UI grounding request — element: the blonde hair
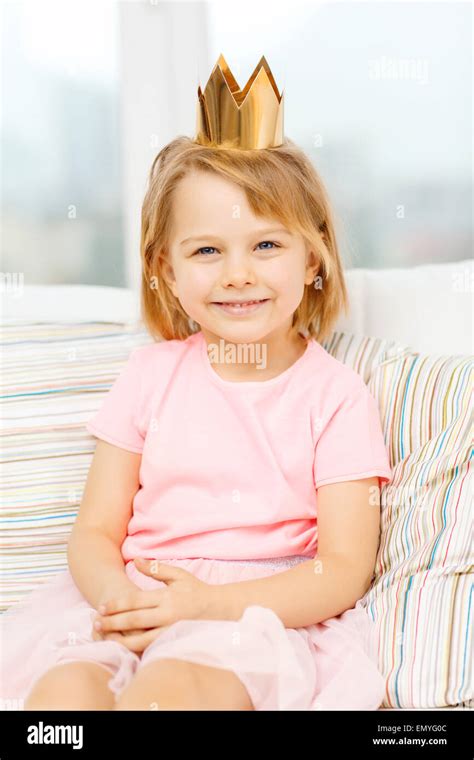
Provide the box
[140,136,349,342]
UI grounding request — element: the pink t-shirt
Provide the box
[86,330,392,561]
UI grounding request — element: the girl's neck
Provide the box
[200,328,309,383]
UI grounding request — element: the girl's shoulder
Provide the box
[131,332,200,368]
[129,333,201,396]
[304,339,368,397]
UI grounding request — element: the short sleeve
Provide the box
[313,380,392,489]
[86,349,145,454]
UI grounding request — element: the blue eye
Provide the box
[194,247,217,256]
[256,241,279,250]
[192,241,279,256]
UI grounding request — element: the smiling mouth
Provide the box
[210,298,270,314]
[212,299,269,306]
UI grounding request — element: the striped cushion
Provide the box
[0,322,154,610]
[360,349,473,708]
[321,330,413,383]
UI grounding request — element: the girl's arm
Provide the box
[67,439,142,609]
[205,477,382,629]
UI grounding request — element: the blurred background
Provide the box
[1,0,472,290]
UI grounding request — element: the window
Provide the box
[207,0,471,268]
[2,0,124,285]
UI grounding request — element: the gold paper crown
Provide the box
[195,54,284,150]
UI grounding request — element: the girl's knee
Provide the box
[25,661,115,711]
[114,657,254,711]
[114,658,199,710]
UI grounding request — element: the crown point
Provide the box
[195,53,284,149]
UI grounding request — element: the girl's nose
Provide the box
[220,255,256,288]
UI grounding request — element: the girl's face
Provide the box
[164,169,318,345]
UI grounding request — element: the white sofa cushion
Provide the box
[336,258,473,355]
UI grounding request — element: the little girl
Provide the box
[0,59,392,712]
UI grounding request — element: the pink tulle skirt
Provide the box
[0,555,385,710]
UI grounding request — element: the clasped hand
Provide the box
[91,557,217,654]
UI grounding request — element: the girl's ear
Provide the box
[304,246,320,285]
[160,258,179,298]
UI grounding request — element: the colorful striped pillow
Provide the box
[361,348,473,709]
[321,330,413,383]
[0,322,154,611]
